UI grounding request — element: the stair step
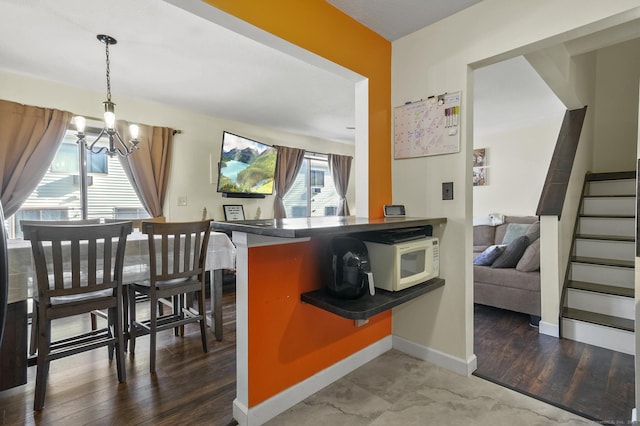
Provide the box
[586,171,636,181]
[584,194,635,198]
[574,238,634,261]
[580,214,635,219]
[565,287,634,320]
[578,216,635,238]
[587,178,635,196]
[576,233,635,242]
[570,262,634,288]
[561,316,635,355]
[572,256,634,268]
[582,196,634,216]
[562,307,634,332]
[567,280,634,297]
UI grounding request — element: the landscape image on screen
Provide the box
[217,132,278,195]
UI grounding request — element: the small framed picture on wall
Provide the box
[473,148,486,167]
[223,204,245,221]
[473,167,487,186]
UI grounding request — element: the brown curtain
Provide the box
[328,153,352,216]
[273,145,305,219]
[117,122,173,218]
[0,100,72,217]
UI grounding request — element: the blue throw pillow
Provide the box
[474,245,505,266]
[501,223,531,245]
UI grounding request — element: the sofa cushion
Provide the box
[473,265,540,292]
[495,216,538,244]
[516,238,540,272]
[474,245,505,266]
[525,221,540,244]
[491,235,529,268]
[502,223,531,245]
[473,225,496,247]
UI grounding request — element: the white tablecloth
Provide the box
[7,231,236,304]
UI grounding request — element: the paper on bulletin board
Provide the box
[393,91,461,159]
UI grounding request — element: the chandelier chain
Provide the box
[105,41,111,102]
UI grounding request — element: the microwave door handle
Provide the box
[365,272,375,296]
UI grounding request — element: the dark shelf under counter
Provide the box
[301,278,445,320]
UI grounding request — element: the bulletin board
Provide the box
[393,91,461,159]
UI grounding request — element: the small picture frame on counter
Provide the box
[223,204,245,221]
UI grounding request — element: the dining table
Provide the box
[7,229,236,341]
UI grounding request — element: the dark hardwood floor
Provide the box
[0,291,238,426]
[3,294,634,425]
[474,303,635,425]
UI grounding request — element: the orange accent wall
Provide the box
[248,241,391,406]
[203,0,392,218]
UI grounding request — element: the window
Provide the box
[282,154,340,218]
[8,127,149,238]
[50,143,107,174]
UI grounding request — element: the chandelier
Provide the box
[74,34,140,157]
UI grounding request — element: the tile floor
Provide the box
[267,350,595,425]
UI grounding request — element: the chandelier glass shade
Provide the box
[74,34,139,157]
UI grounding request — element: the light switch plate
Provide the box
[442,182,454,200]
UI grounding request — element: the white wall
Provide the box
[473,119,563,218]
[0,70,356,222]
[593,38,640,173]
[392,0,640,366]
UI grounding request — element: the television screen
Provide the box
[217,132,278,196]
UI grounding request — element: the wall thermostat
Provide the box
[383,204,406,217]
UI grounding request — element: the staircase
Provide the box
[560,171,635,355]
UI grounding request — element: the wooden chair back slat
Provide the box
[103,236,112,285]
[51,241,64,291]
[71,240,81,289]
[87,239,97,287]
[142,220,211,283]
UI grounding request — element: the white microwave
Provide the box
[364,237,439,291]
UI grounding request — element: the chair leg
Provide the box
[113,304,126,383]
[122,287,129,353]
[33,316,51,411]
[91,311,98,330]
[107,307,115,360]
[173,295,180,337]
[129,286,137,355]
[29,305,38,356]
[179,294,185,337]
[198,288,208,353]
[150,295,157,373]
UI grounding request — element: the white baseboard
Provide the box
[233,336,392,426]
[392,335,477,376]
[539,321,559,338]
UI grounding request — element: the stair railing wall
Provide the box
[536,106,588,337]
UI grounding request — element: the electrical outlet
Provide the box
[442,182,454,200]
[178,195,188,206]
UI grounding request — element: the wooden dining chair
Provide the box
[129,220,210,373]
[20,219,106,356]
[21,221,132,411]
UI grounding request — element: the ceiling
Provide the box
[0,0,492,146]
[0,0,355,143]
[327,0,482,41]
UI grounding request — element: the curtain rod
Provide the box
[72,115,182,135]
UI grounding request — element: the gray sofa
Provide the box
[473,215,541,320]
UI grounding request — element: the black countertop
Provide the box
[211,216,446,238]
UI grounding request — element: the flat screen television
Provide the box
[217,131,278,198]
